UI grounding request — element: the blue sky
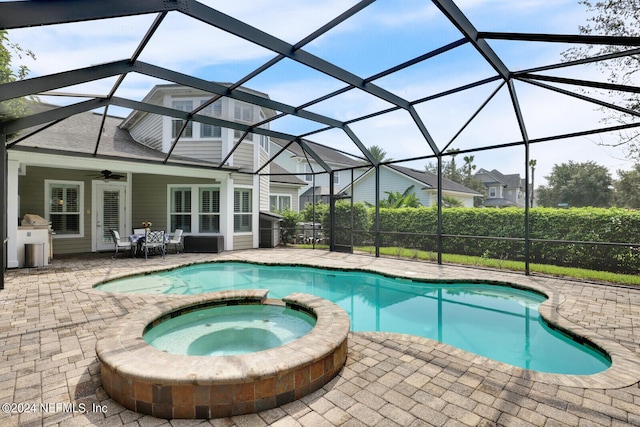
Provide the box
[5,0,638,184]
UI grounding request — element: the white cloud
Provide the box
[202,0,362,44]
[5,0,636,183]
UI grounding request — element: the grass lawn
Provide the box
[294,244,640,286]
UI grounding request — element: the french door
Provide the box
[95,182,127,251]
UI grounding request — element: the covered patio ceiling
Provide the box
[1,0,639,178]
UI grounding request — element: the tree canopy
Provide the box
[0,30,36,122]
[537,161,614,207]
[368,145,392,163]
[366,185,421,209]
[562,0,640,158]
[425,151,485,206]
[614,164,640,208]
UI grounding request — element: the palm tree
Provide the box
[366,185,421,208]
[463,155,476,182]
[529,159,537,207]
[368,145,391,163]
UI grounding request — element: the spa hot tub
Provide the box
[96,290,350,419]
[144,303,316,356]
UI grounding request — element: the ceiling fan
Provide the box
[92,170,125,181]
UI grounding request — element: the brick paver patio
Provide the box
[1,248,640,426]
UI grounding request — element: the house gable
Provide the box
[474,168,524,207]
[343,165,479,207]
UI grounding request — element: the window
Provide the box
[234,103,253,122]
[200,100,222,138]
[169,186,222,233]
[234,189,252,232]
[259,134,269,153]
[305,164,313,182]
[489,186,497,198]
[233,129,253,141]
[46,181,83,236]
[257,111,268,152]
[270,195,291,212]
[172,100,193,138]
[170,187,192,232]
[333,171,340,184]
[199,188,220,233]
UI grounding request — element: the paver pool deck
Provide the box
[1,248,640,426]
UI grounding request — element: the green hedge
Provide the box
[311,203,640,274]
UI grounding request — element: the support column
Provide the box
[1,132,5,289]
[329,171,335,252]
[437,156,443,264]
[374,164,380,258]
[6,159,19,269]
[222,177,234,251]
[252,174,259,249]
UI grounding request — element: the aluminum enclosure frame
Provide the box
[2,0,640,289]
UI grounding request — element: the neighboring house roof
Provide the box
[475,168,522,189]
[388,165,481,195]
[474,168,527,208]
[269,162,306,186]
[271,138,363,168]
[300,186,334,198]
[259,211,283,222]
[338,164,481,199]
[8,102,234,169]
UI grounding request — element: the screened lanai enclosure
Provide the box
[2,0,640,286]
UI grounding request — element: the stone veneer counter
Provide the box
[96,290,350,419]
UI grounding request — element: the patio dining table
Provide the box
[129,231,171,257]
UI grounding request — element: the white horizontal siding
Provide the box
[172,141,223,163]
[128,113,163,151]
[260,175,270,212]
[231,173,253,186]
[352,168,431,206]
[234,142,254,170]
[233,234,254,250]
[269,184,300,211]
[259,150,270,211]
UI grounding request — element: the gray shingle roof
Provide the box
[475,168,522,189]
[269,162,306,185]
[301,186,334,197]
[271,138,363,168]
[388,165,480,195]
[8,102,227,168]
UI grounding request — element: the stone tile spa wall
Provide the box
[95,290,350,419]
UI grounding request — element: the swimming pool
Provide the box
[96,261,611,374]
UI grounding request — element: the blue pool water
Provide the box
[97,262,611,374]
[144,305,316,356]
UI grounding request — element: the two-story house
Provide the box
[474,168,526,207]
[5,84,287,267]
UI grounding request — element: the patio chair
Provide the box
[142,230,165,259]
[110,229,132,259]
[167,229,184,253]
